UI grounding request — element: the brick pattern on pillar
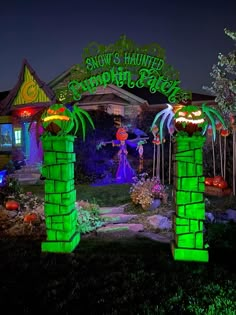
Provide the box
[171,134,209,262]
[41,135,80,253]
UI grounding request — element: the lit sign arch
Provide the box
[66,35,192,104]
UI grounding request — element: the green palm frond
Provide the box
[73,105,95,140]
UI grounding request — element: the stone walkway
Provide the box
[83,205,173,244]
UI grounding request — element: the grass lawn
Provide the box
[22,183,131,206]
[0,235,235,314]
[1,183,235,314]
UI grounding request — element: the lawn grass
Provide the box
[22,183,131,206]
[8,183,235,314]
[0,236,235,314]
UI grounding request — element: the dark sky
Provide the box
[0,0,235,94]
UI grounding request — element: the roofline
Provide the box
[47,64,76,88]
[1,59,56,114]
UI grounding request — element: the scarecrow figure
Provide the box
[97,127,148,183]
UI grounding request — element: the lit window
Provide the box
[113,106,122,116]
[14,129,22,145]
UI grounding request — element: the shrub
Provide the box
[76,200,104,233]
[0,176,23,205]
[130,173,167,210]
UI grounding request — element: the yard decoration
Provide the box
[212,175,224,187]
[218,180,228,189]
[151,102,227,262]
[38,103,95,253]
[97,127,148,183]
[136,139,147,173]
[174,105,205,135]
[41,103,94,139]
[5,200,19,211]
[204,177,214,186]
[23,213,38,223]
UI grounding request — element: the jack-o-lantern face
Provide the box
[116,128,128,141]
[174,105,206,136]
[41,104,72,135]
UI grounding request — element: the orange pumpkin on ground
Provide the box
[205,177,214,186]
[23,213,38,223]
[213,176,224,187]
[5,200,19,211]
[218,180,228,189]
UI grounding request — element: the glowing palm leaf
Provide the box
[202,103,226,141]
[151,104,174,141]
[73,105,95,140]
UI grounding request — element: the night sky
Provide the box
[0,0,235,94]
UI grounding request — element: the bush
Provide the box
[130,172,168,210]
[76,200,104,233]
[0,176,23,205]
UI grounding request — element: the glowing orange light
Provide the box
[43,115,70,122]
[20,110,32,118]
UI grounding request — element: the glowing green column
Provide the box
[41,135,80,253]
[171,134,209,262]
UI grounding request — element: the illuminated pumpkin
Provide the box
[213,176,224,187]
[5,200,19,211]
[40,103,95,138]
[23,213,38,223]
[41,104,72,135]
[174,105,206,135]
[215,120,222,131]
[220,128,230,137]
[205,177,214,186]
[116,128,128,141]
[218,180,228,189]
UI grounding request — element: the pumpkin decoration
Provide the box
[205,177,214,186]
[40,103,95,138]
[174,105,206,136]
[41,104,72,135]
[220,128,230,137]
[215,120,223,131]
[23,213,38,223]
[212,175,224,187]
[152,103,226,142]
[5,200,19,211]
[207,125,213,136]
[218,180,228,189]
[116,127,128,141]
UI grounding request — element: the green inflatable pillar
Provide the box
[171,134,209,262]
[41,135,80,253]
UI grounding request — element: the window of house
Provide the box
[113,106,122,116]
[0,124,13,151]
[14,128,22,145]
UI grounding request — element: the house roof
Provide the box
[0,90,10,102]
[0,59,56,115]
[78,93,130,105]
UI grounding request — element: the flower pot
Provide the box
[146,199,161,211]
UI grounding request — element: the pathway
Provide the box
[82,205,173,243]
